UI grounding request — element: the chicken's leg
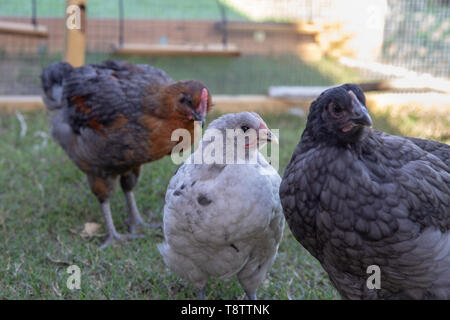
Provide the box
[238,266,262,300]
[123,191,154,233]
[120,167,161,233]
[245,292,257,300]
[99,199,144,249]
[197,286,206,300]
[88,174,143,249]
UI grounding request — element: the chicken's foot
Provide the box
[124,191,161,233]
[99,199,145,249]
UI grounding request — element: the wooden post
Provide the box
[64,0,87,67]
[0,20,48,37]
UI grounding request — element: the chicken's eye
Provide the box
[241,126,249,132]
[329,103,343,118]
[179,95,192,106]
[334,106,342,114]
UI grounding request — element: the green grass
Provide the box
[0,110,335,299]
[1,109,447,299]
[0,0,248,20]
[100,55,361,95]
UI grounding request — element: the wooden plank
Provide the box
[0,96,45,112]
[365,78,450,94]
[216,21,322,34]
[0,95,308,113]
[269,86,332,98]
[213,95,312,113]
[0,20,48,38]
[366,93,450,113]
[0,95,312,115]
[113,43,241,57]
[339,57,450,94]
[271,79,450,98]
[1,93,449,115]
[64,0,87,67]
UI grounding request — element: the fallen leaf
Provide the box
[80,222,104,238]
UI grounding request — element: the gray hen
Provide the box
[280,84,449,299]
[159,112,284,299]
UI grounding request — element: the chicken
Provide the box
[158,112,284,299]
[41,60,212,248]
[279,84,450,299]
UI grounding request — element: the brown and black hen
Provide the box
[280,84,449,299]
[41,60,211,248]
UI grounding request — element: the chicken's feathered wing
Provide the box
[61,60,173,134]
[41,60,176,171]
[406,136,450,167]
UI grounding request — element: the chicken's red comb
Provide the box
[259,121,268,130]
[198,88,208,117]
[201,88,208,102]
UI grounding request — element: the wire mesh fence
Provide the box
[0,0,448,96]
[382,0,449,78]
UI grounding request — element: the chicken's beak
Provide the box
[191,112,205,128]
[194,88,208,128]
[348,90,372,127]
[266,130,279,144]
[257,120,278,144]
[259,129,279,144]
[352,109,372,127]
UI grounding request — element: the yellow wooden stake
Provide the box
[64,0,87,67]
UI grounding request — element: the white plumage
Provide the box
[158,112,284,299]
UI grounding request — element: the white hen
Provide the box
[158,112,284,299]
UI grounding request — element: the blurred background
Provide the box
[0,0,448,95]
[0,0,449,299]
